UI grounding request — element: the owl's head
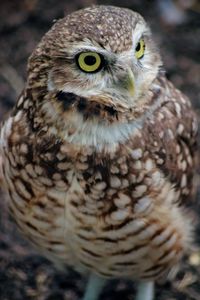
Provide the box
[28,5,162,144]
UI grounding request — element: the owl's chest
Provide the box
[4,140,187,278]
[5,143,147,242]
[5,136,161,239]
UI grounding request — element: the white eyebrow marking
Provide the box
[132,23,149,48]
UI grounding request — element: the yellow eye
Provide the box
[135,39,145,59]
[77,52,103,73]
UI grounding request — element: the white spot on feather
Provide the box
[181,174,187,188]
[132,185,147,198]
[177,123,184,135]
[110,176,121,188]
[111,209,129,221]
[114,193,131,208]
[134,196,152,214]
[131,148,143,159]
[145,159,154,171]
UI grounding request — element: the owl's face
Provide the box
[29,6,162,127]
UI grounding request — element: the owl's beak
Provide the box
[126,68,135,97]
[120,68,135,97]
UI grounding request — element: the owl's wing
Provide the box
[144,82,198,205]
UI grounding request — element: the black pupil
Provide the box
[136,42,141,52]
[84,55,97,65]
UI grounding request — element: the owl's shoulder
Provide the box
[141,78,198,203]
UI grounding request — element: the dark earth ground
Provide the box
[0,0,200,299]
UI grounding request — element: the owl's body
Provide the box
[0,5,198,300]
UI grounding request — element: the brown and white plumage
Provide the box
[0,5,198,300]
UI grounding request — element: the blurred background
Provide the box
[0,0,200,299]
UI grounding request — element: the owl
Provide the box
[0,5,198,300]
